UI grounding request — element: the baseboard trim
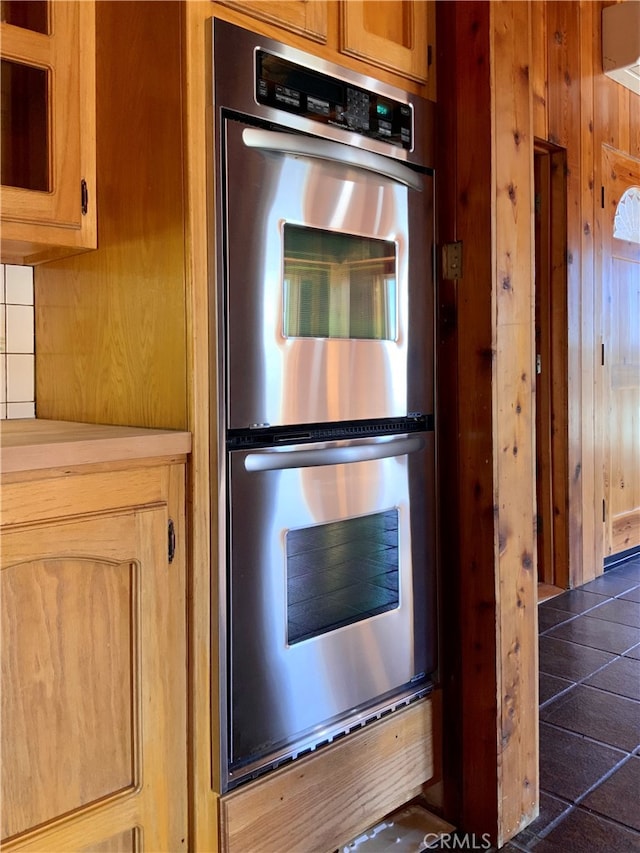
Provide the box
[604,545,640,570]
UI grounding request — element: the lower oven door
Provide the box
[225,431,436,786]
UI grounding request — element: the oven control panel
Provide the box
[255,50,413,150]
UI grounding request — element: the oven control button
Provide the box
[307,96,330,116]
[275,84,300,108]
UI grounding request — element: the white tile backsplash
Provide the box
[5,264,34,305]
[2,264,35,419]
[7,401,35,419]
[7,354,35,402]
[6,304,34,354]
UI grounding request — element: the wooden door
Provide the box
[601,147,640,558]
[534,144,569,589]
[1,507,187,851]
[340,0,431,84]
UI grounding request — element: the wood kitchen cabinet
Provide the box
[216,0,328,43]
[212,0,435,98]
[0,421,190,852]
[340,0,431,85]
[0,0,96,265]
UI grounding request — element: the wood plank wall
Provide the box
[532,0,640,585]
[492,2,538,841]
[436,1,537,845]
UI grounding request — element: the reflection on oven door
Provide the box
[224,117,433,430]
[227,433,434,773]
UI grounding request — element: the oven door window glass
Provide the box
[283,225,397,341]
[286,509,399,645]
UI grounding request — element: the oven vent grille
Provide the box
[228,682,433,790]
[227,413,433,449]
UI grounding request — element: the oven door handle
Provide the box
[242,128,423,192]
[244,435,425,472]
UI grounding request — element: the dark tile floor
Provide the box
[505,556,640,852]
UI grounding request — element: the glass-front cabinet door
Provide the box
[0,0,96,264]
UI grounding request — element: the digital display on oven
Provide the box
[255,50,413,150]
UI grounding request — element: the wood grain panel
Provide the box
[340,0,430,84]
[531,1,548,140]
[435,1,539,843]
[182,3,220,850]
[215,0,328,42]
[433,0,462,826]
[1,557,135,839]
[35,0,187,431]
[440,0,498,838]
[220,698,433,853]
[492,2,538,841]
[0,419,190,474]
[577,0,598,584]
[451,1,498,837]
[534,0,640,584]
[548,148,570,588]
[362,0,411,46]
[209,1,432,97]
[80,829,138,852]
[545,0,586,585]
[612,510,640,554]
[1,467,169,527]
[1,474,188,852]
[533,143,570,589]
[534,151,554,585]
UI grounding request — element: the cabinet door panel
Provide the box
[1,4,82,225]
[79,829,138,853]
[340,0,429,84]
[1,0,96,263]
[1,507,186,852]
[216,0,327,43]
[1,556,135,839]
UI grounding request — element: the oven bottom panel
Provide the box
[225,432,436,782]
[227,679,433,789]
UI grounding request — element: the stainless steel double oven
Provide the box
[210,20,437,791]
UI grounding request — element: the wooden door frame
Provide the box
[534,140,570,591]
[599,144,640,561]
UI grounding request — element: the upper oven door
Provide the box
[221,118,433,430]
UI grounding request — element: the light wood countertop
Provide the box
[1,419,192,475]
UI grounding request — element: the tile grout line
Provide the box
[547,750,638,830]
[539,653,640,710]
[526,567,640,848]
